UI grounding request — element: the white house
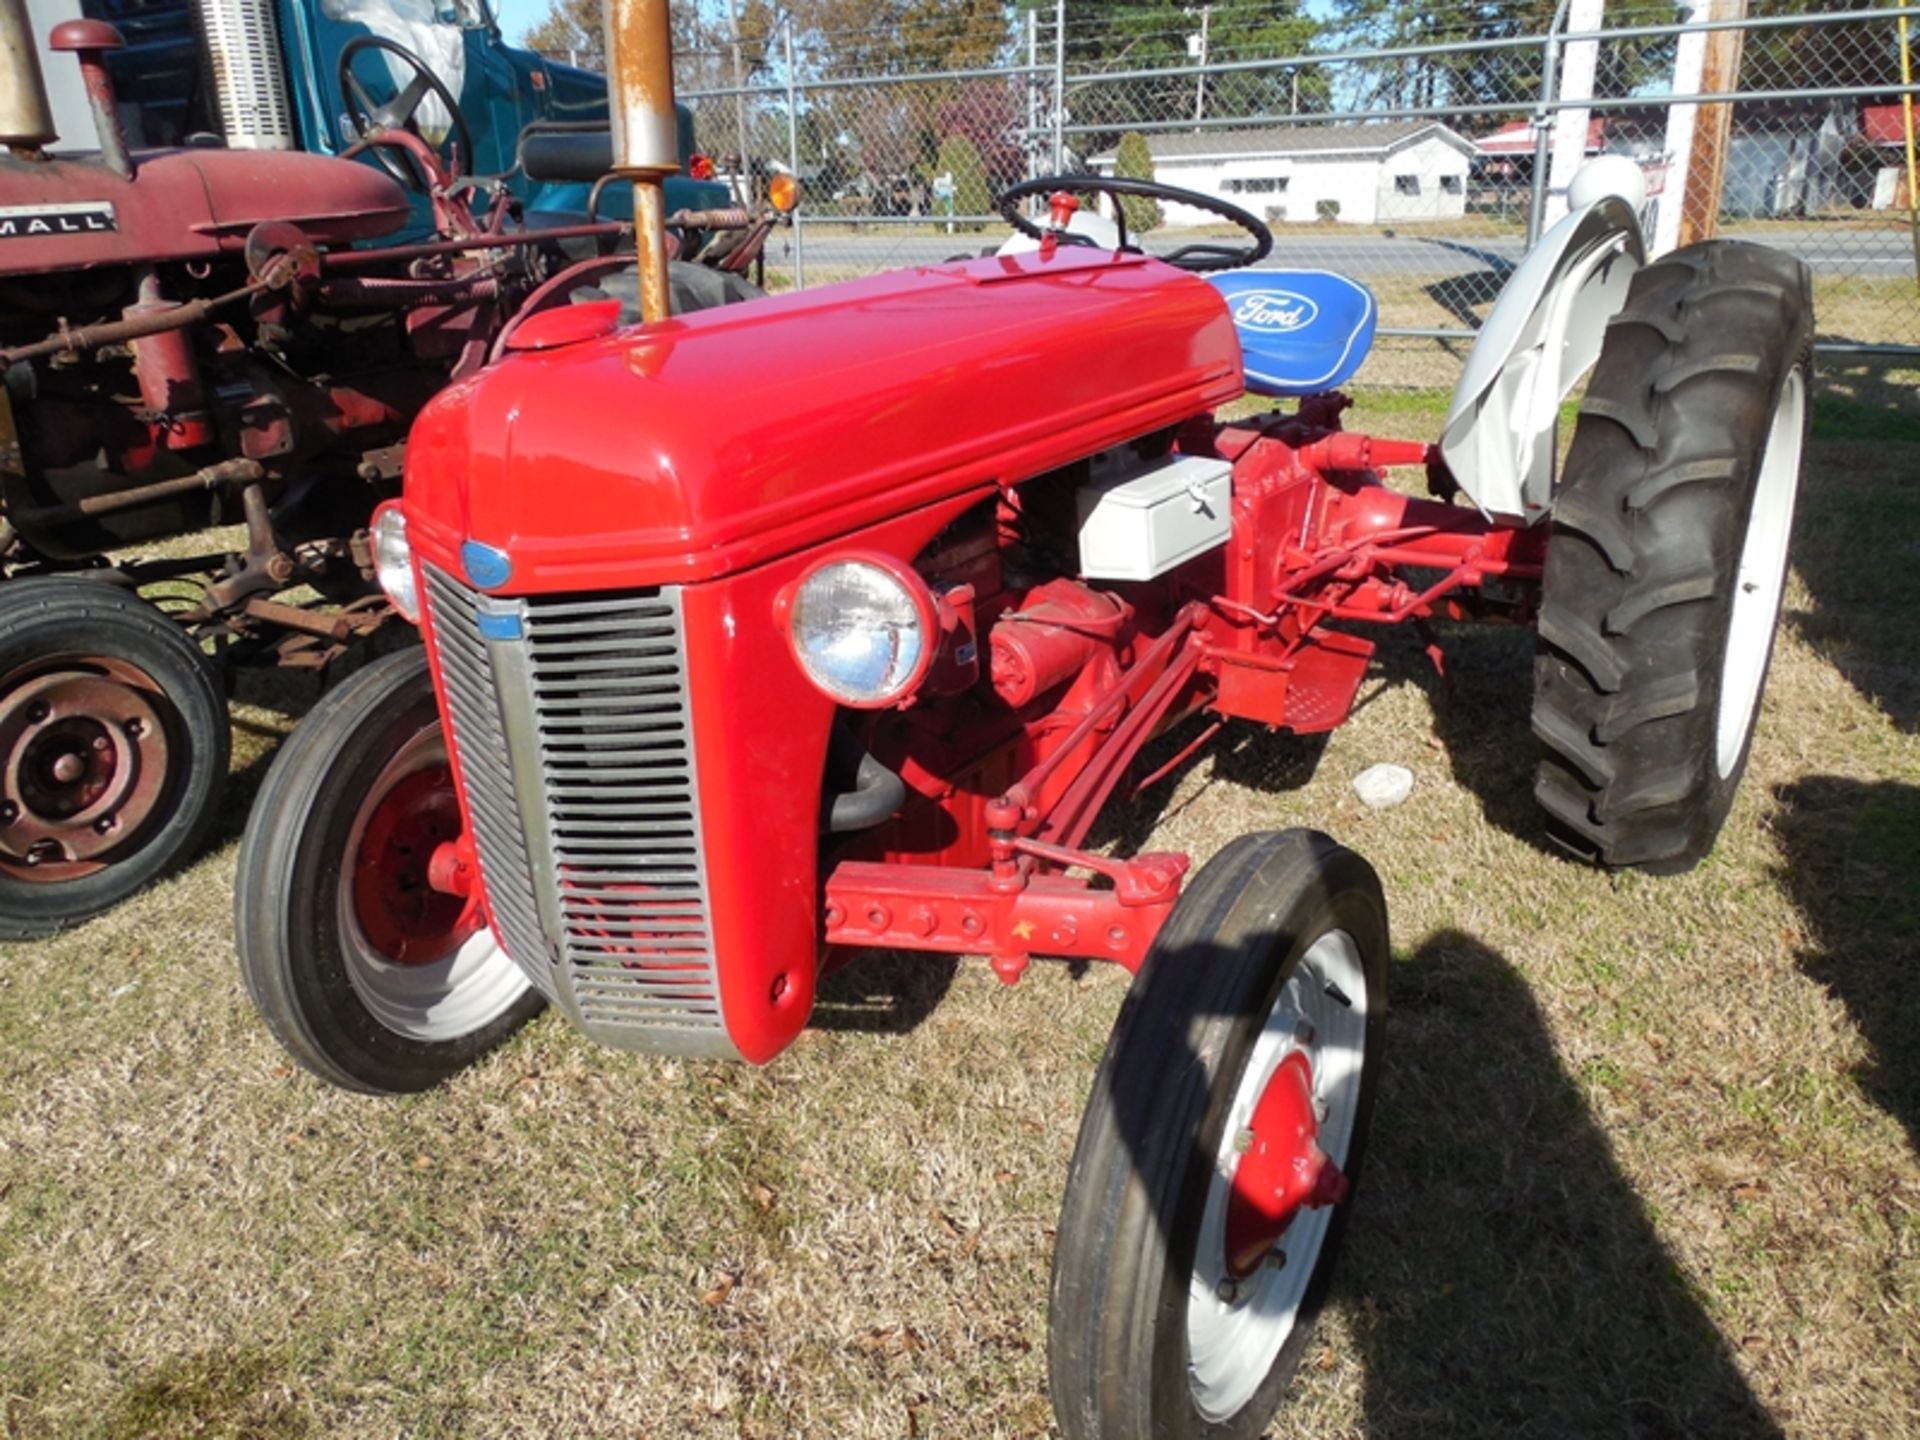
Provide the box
[1089,121,1477,227]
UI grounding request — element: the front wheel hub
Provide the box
[351,764,480,965]
[0,665,173,879]
[1222,1051,1348,1279]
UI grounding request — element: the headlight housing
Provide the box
[786,554,934,708]
[371,504,419,622]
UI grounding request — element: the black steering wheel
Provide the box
[996,174,1273,273]
[338,34,475,192]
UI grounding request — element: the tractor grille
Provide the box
[198,0,296,150]
[422,566,734,1057]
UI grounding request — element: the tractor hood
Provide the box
[400,250,1244,594]
[0,147,410,276]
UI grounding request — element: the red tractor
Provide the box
[232,53,1812,1436]
[0,0,780,936]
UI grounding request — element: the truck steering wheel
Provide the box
[996,175,1273,273]
[337,35,475,191]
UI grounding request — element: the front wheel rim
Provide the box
[1715,364,1806,778]
[337,723,529,1042]
[1185,929,1370,1423]
[0,659,177,881]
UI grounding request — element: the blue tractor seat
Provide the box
[1206,270,1378,397]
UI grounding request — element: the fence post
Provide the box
[1528,0,1572,245]
[783,17,803,289]
[1544,0,1604,229]
[1902,10,1920,286]
[1027,6,1040,180]
[724,0,753,203]
[1053,0,1066,170]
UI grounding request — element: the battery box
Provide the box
[1075,452,1234,582]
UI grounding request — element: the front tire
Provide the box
[0,579,228,939]
[234,647,542,1094]
[1532,239,1814,873]
[1048,830,1388,1440]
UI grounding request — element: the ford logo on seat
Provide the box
[1231,290,1319,334]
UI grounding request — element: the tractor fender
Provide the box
[1439,185,1646,523]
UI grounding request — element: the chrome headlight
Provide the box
[371,504,419,622]
[787,555,934,708]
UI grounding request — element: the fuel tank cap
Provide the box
[500,299,623,354]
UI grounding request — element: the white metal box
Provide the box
[1076,453,1233,582]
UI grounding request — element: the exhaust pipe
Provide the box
[0,0,57,154]
[600,0,680,325]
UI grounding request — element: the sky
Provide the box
[493,0,545,46]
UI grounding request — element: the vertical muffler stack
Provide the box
[0,0,57,153]
[601,0,680,323]
[197,0,295,149]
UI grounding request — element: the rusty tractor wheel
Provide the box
[0,579,228,939]
[1047,830,1388,1440]
[235,647,542,1094]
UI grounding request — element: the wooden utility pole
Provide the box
[1676,0,1747,246]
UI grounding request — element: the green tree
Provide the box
[1112,130,1162,232]
[1740,0,1899,92]
[523,0,758,82]
[1324,0,1556,111]
[1020,1,1328,159]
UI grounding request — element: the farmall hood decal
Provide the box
[0,201,116,239]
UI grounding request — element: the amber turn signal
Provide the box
[767,171,800,213]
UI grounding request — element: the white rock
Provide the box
[1352,763,1414,810]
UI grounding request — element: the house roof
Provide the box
[1477,117,1606,155]
[1863,103,1914,146]
[1090,120,1476,164]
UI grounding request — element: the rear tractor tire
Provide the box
[1047,830,1388,1440]
[234,647,542,1094]
[0,579,229,939]
[1532,239,1814,873]
[591,260,765,325]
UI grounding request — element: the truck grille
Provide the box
[422,566,734,1058]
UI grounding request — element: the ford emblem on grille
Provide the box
[461,539,513,589]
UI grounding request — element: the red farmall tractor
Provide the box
[0,0,778,937]
[233,8,1814,1426]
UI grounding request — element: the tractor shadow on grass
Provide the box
[1781,417,1920,735]
[1084,910,1780,1437]
[1415,237,1515,332]
[201,664,330,852]
[808,947,961,1036]
[1090,623,1561,867]
[1770,776,1920,1150]
[1087,712,1333,861]
[1384,621,1571,862]
[1346,930,1783,1439]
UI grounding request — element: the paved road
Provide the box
[777,225,1917,280]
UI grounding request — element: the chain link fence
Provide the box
[546,3,1920,384]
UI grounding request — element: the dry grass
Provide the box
[1,367,1917,1440]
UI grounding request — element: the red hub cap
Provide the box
[0,662,174,882]
[351,764,479,965]
[1222,1051,1349,1279]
